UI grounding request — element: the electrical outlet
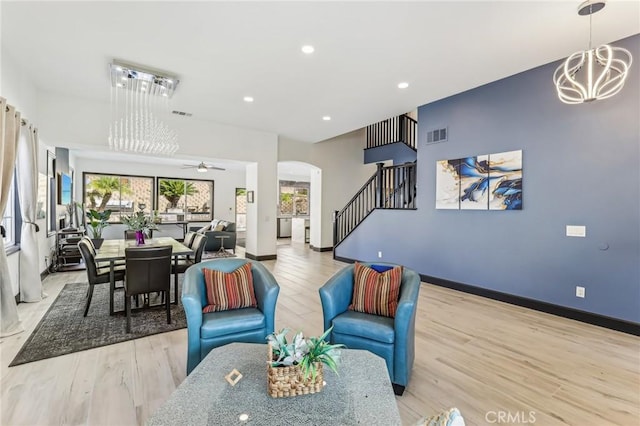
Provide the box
[377,251,383,258]
[576,286,585,298]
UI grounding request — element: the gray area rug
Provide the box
[9,281,186,367]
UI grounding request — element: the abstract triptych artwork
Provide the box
[436,150,522,210]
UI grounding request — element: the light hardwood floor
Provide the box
[1,242,639,425]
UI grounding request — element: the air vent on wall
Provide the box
[172,110,193,117]
[426,127,448,144]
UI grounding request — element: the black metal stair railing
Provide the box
[334,162,416,248]
[366,114,417,151]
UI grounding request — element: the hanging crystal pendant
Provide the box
[108,61,180,155]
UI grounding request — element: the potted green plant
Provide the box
[266,326,344,398]
[85,209,112,248]
[121,209,159,245]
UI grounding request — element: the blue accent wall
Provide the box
[336,34,640,323]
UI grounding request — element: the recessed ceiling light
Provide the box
[322,116,331,121]
[301,45,315,54]
[243,96,254,103]
[398,82,409,89]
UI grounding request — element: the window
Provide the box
[83,173,154,222]
[157,178,213,222]
[2,175,16,247]
[279,181,310,216]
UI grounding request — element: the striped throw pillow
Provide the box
[349,262,403,318]
[202,263,257,313]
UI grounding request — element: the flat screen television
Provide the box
[58,173,72,205]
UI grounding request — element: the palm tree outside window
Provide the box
[83,173,153,222]
[156,178,213,222]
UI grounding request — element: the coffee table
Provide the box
[147,342,401,425]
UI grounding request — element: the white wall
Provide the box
[278,136,313,162]
[310,168,322,248]
[311,129,377,248]
[245,161,278,258]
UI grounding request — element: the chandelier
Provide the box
[108,61,180,155]
[553,0,632,105]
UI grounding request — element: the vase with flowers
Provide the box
[121,206,159,245]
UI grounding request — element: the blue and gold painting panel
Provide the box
[488,150,522,210]
[435,159,461,209]
[459,155,490,210]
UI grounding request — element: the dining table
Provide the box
[95,237,194,315]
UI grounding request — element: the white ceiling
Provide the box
[1,1,639,145]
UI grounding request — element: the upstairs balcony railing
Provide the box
[366,114,417,151]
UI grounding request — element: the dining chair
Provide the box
[183,231,197,248]
[171,233,208,300]
[124,245,173,333]
[81,236,125,268]
[78,238,126,317]
[124,229,153,240]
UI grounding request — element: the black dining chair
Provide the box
[171,233,208,300]
[78,238,126,317]
[124,245,173,333]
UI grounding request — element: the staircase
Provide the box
[333,113,418,249]
[333,161,416,248]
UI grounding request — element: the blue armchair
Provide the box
[319,262,420,395]
[182,258,280,374]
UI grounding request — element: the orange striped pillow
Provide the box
[202,263,257,313]
[349,262,402,318]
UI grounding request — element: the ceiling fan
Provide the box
[182,162,226,173]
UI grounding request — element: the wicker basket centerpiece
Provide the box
[266,327,344,398]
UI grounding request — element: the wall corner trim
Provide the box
[310,245,333,252]
[245,253,277,261]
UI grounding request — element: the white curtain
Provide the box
[0,98,23,337]
[16,121,42,302]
